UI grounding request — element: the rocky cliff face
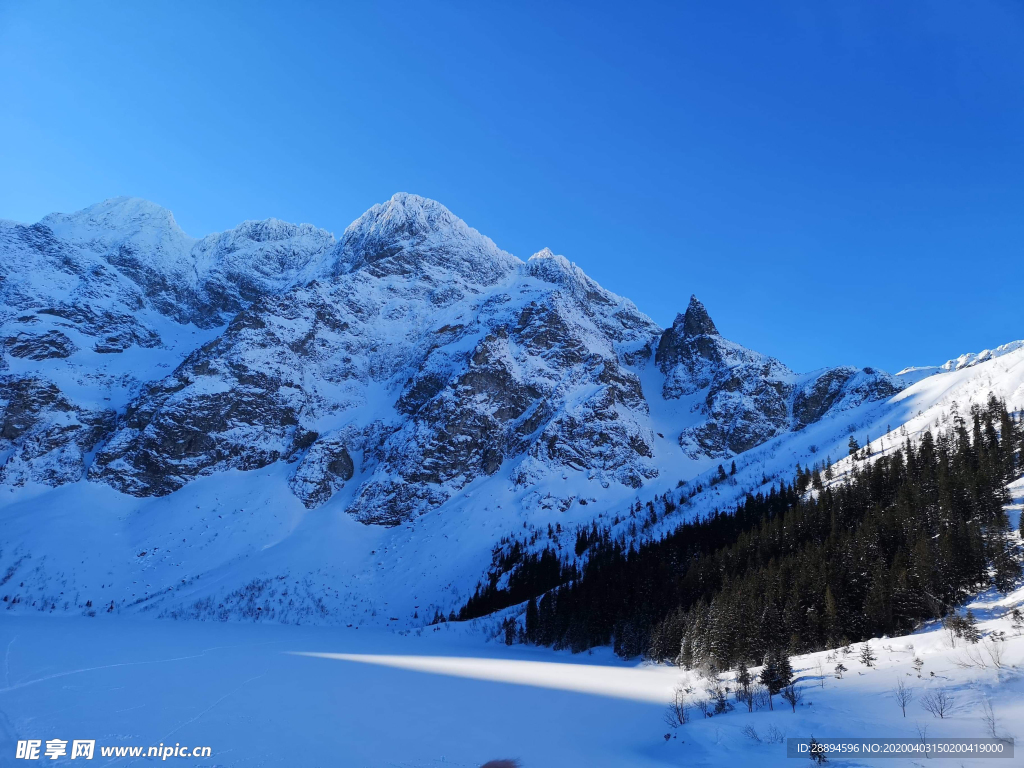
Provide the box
[1,194,905,522]
[87,198,662,524]
[656,296,901,458]
[0,377,115,487]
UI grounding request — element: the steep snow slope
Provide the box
[1,193,1020,629]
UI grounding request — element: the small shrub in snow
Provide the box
[781,683,803,712]
[751,683,771,710]
[944,610,981,646]
[705,681,732,715]
[980,698,998,739]
[695,697,712,718]
[921,689,954,719]
[892,678,914,717]
[983,639,1005,669]
[664,686,690,728]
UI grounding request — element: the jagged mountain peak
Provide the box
[525,247,579,286]
[330,193,520,284]
[527,246,559,262]
[653,293,902,457]
[9,198,342,333]
[337,193,498,257]
[940,339,1024,372]
[360,192,469,243]
[680,294,719,337]
[657,295,737,375]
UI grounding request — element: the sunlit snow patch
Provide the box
[289,652,675,703]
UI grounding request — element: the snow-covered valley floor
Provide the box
[2,583,1022,767]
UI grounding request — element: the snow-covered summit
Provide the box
[330,192,520,285]
[40,196,195,248]
[39,197,198,293]
[524,247,596,292]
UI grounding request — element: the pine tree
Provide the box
[678,632,694,669]
[987,508,1022,593]
[808,737,828,765]
[848,435,860,456]
[859,643,876,668]
[736,661,752,694]
[823,586,839,646]
[759,658,778,710]
[963,609,981,643]
[759,648,792,708]
[525,596,539,642]
[778,653,794,688]
[1010,608,1023,636]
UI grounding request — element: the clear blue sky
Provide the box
[2,1,1022,373]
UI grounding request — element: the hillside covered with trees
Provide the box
[463,396,1023,669]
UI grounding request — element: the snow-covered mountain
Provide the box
[1,194,1020,626]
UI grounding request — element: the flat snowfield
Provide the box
[2,590,1023,768]
[0,616,679,767]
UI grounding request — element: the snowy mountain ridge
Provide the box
[0,193,1019,628]
[896,339,1024,379]
[940,339,1024,372]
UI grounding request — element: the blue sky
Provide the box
[2,1,1022,372]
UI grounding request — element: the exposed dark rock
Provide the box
[328,450,354,480]
[0,376,115,486]
[4,330,77,360]
[793,367,903,430]
[680,295,718,337]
